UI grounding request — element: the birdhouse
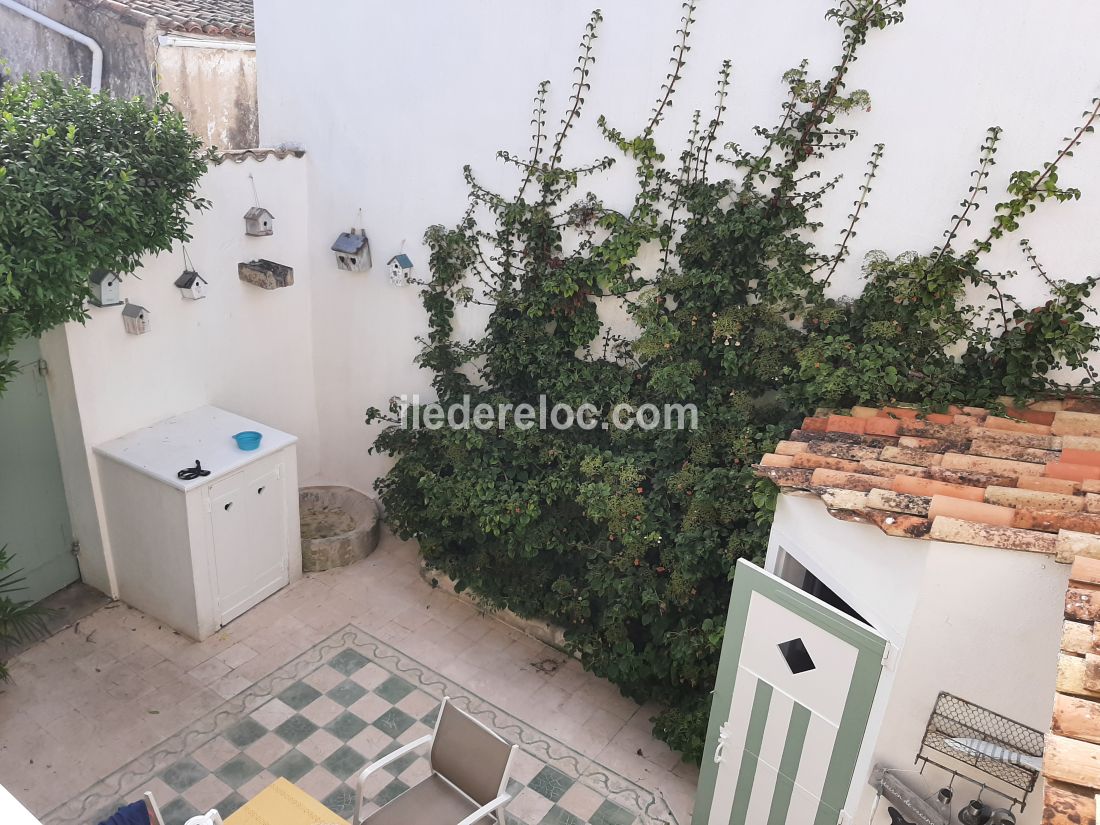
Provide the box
[331,229,371,272]
[238,259,294,290]
[174,270,208,300]
[387,254,414,287]
[244,207,274,237]
[89,270,122,307]
[121,302,151,335]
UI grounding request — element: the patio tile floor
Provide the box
[0,529,697,823]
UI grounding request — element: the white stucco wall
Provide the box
[769,496,1067,825]
[40,156,320,596]
[253,0,1100,498]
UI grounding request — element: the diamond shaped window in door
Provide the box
[777,637,816,674]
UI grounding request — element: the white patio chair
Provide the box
[353,696,518,825]
[144,790,222,825]
[143,792,166,825]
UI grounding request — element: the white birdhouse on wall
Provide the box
[387,254,414,287]
[174,270,208,300]
[122,302,151,335]
[331,229,371,272]
[89,270,122,307]
[244,207,275,237]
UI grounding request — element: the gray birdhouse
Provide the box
[121,302,151,335]
[244,207,274,236]
[331,229,371,272]
[174,270,208,300]
[387,254,414,287]
[90,270,122,307]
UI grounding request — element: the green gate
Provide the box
[0,338,78,602]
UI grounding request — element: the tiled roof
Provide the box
[76,0,254,40]
[753,400,1100,557]
[753,398,1100,823]
[1048,556,1100,825]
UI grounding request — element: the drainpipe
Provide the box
[0,0,103,92]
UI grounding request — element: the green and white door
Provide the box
[0,338,78,603]
[695,559,886,825]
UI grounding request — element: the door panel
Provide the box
[0,338,77,602]
[209,469,251,622]
[209,461,288,626]
[696,559,886,825]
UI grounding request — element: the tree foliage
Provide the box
[0,71,211,392]
[367,0,1099,760]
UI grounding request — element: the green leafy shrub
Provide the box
[369,0,1100,760]
[0,71,212,393]
[0,547,51,681]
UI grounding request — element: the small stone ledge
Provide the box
[419,564,572,655]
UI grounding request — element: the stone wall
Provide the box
[0,0,154,99]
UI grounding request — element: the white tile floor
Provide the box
[0,529,698,823]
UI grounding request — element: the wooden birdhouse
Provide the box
[121,302,151,335]
[331,229,371,272]
[89,270,122,307]
[387,254,414,287]
[244,207,275,237]
[174,270,208,300]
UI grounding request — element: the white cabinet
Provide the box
[94,406,301,640]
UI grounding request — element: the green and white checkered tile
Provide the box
[45,626,672,825]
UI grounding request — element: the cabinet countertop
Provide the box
[93,406,298,492]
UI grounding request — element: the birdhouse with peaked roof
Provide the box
[174,270,208,300]
[89,270,122,307]
[121,302,151,335]
[244,207,274,237]
[331,229,371,272]
[387,254,414,287]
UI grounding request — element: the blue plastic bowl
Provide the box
[233,430,263,451]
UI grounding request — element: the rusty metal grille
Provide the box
[918,691,1045,796]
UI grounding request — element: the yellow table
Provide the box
[224,778,347,825]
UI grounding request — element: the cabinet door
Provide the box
[209,460,289,625]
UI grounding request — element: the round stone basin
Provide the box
[299,486,380,572]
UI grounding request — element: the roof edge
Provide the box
[212,148,306,165]
[72,0,255,42]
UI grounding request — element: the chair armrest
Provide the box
[357,734,433,783]
[455,793,511,825]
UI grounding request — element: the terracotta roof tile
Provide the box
[1052,551,1100,823]
[1047,461,1100,482]
[1010,509,1100,534]
[1065,448,1100,467]
[752,400,1100,821]
[754,400,1100,557]
[865,488,930,516]
[927,495,1015,527]
[76,0,254,39]
[774,440,807,456]
[892,475,985,501]
[1017,476,1081,495]
[985,415,1053,435]
[880,445,943,467]
[928,516,1058,552]
[983,486,1084,512]
[810,468,885,491]
[1004,406,1057,426]
[1053,411,1100,438]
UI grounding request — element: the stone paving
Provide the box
[0,530,697,824]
